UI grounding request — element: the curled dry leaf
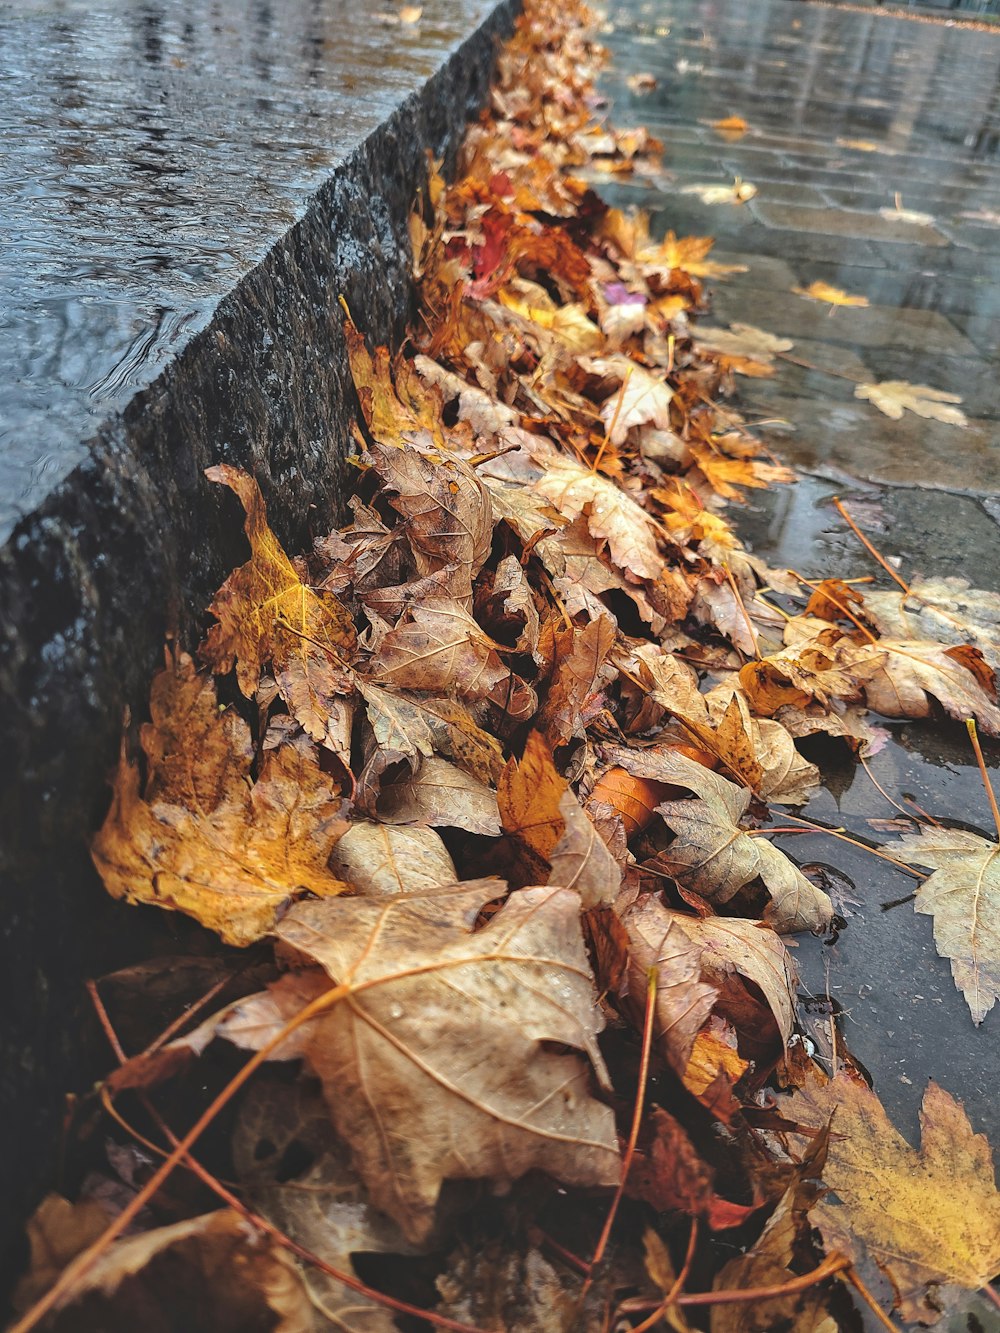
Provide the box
[621,896,718,1074]
[854,380,967,427]
[547,789,622,908]
[357,680,505,785]
[273,880,620,1242]
[367,599,509,700]
[203,465,356,748]
[328,821,457,898]
[377,755,501,836]
[865,639,1000,735]
[790,1074,1000,1324]
[233,1077,413,1333]
[91,653,349,947]
[577,354,674,445]
[889,827,1000,1023]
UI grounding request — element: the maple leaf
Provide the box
[344,314,446,448]
[533,455,663,581]
[367,599,509,700]
[536,614,617,746]
[865,639,1000,735]
[707,114,749,138]
[888,827,1000,1023]
[862,578,1000,671]
[792,280,869,308]
[790,1074,1000,1323]
[854,380,967,426]
[377,755,501,836]
[637,230,747,280]
[357,681,505,786]
[695,322,793,366]
[268,881,620,1242]
[202,466,357,747]
[370,441,494,587]
[577,354,674,445]
[548,790,622,908]
[91,653,349,946]
[613,749,832,932]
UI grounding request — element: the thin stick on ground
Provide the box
[832,497,911,595]
[841,1264,899,1331]
[967,718,1000,841]
[627,1217,698,1333]
[581,966,657,1296]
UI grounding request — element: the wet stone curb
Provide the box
[0,0,517,1276]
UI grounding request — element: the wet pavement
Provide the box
[0,0,500,543]
[596,5,1000,1316]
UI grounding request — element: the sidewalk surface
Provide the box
[597,3,1000,1289]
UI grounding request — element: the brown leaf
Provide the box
[537,614,617,746]
[548,790,622,908]
[344,315,447,448]
[790,1074,1000,1323]
[864,639,1000,735]
[499,730,569,880]
[577,354,674,445]
[203,466,356,747]
[14,1204,312,1333]
[92,653,349,946]
[621,896,718,1074]
[371,440,494,588]
[233,1077,413,1332]
[328,821,458,897]
[889,827,1000,1023]
[368,599,509,699]
[358,681,505,785]
[533,455,663,582]
[377,755,501,836]
[273,881,620,1242]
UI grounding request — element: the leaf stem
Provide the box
[966,718,1000,841]
[832,497,910,595]
[627,1217,698,1332]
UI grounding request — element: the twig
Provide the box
[722,560,760,660]
[582,966,657,1293]
[620,1252,850,1313]
[859,755,924,825]
[967,719,1000,841]
[832,497,910,595]
[592,367,632,474]
[777,813,926,878]
[841,1265,898,1331]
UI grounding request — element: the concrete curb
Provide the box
[0,0,518,1272]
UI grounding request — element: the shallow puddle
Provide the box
[599,0,1000,1288]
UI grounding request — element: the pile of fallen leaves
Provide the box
[13,1,1000,1329]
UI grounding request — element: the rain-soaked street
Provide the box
[595,7,1000,1306]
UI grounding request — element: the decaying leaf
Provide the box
[790,1074,1000,1323]
[865,639,1000,735]
[92,653,349,946]
[272,881,620,1241]
[14,1203,313,1333]
[377,755,501,835]
[854,380,967,427]
[889,826,1000,1023]
[695,322,793,365]
[862,578,1000,671]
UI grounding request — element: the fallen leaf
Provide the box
[577,354,674,445]
[233,1077,413,1333]
[91,653,349,946]
[680,178,757,205]
[358,681,505,785]
[203,466,357,747]
[377,755,501,836]
[879,203,936,227]
[548,790,622,907]
[888,826,1000,1023]
[499,730,569,880]
[368,599,509,700]
[790,1074,1000,1323]
[621,896,718,1074]
[626,72,657,93]
[273,881,620,1242]
[696,323,793,364]
[537,614,618,746]
[862,578,1000,671]
[865,639,1000,735]
[622,749,832,932]
[707,114,749,138]
[854,380,967,426]
[792,280,869,308]
[14,1204,312,1332]
[533,456,663,581]
[328,821,458,898]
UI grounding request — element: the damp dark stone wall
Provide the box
[0,0,517,1278]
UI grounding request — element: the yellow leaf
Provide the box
[792,280,869,308]
[707,114,749,139]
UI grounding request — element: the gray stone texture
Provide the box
[0,0,517,1273]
